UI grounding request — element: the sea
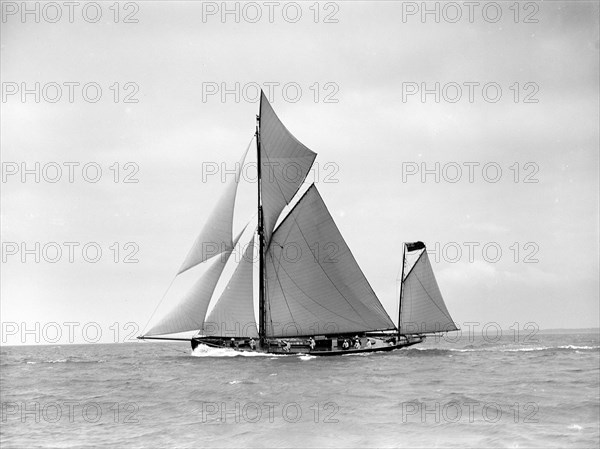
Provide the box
[1,330,598,448]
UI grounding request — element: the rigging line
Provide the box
[266,246,296,333]
[265,271,274,338]
[286,220,370,326]
[404,277,414,324]
[140,274,177,335]
[286,188,392,325]
[309,188,393,322]
[268,183,369,325]
[269,253,374,329]
[268,234,374,329]
[284,184,391,325]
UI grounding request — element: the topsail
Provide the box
[259,91,317,244]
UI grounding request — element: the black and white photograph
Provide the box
[1,1,599,447]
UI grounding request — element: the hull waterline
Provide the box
[191,335,425,356]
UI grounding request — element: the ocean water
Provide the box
[1,331,598,448]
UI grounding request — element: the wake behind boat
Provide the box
[138,92,458,356]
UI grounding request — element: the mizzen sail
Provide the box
[399,248,458,334]
[264,185,395,338]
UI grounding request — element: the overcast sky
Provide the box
[1,1,598,344]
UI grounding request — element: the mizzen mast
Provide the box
[398,243,406,336]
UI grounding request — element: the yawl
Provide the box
[139,92,458,355]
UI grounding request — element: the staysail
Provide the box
[399,247,458,334]
[264,185,396,338]
[204,235,258,338]
[259,92,317,245]
[145,249,235,336]
[177,141,251,275]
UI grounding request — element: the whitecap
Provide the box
[191,344,284,358]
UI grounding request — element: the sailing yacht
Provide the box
[138,92,458,355]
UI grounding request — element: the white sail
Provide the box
[204,235,258,338]
[264,185,395,338]
[400,249,458,334]
[145,250,234,336]
[178,142,251,275]
[259,92,317,244]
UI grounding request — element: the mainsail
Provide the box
[259,91,317,245]
[399,247,458,334]
[264,185,396,338]
[204,235,258,338]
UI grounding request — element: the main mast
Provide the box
[398,243,406,336]
[256,110,266,346]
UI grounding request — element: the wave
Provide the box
[23,358,107,365]
[407,345,600,354]
[190,344,286,358]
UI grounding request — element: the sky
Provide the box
[1,1,598,344]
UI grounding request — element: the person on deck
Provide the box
[354,336,361,349]
[365,339,372,349]
[229,338,236,348]
[309,337,316,351]
[249,338,256,350]
[342,339,350,350]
